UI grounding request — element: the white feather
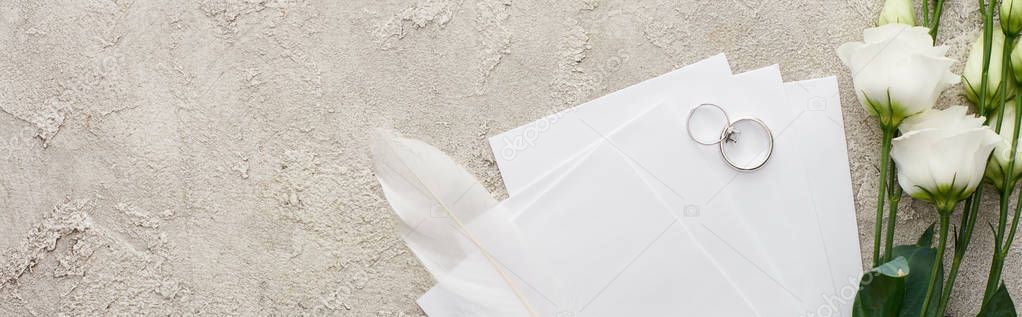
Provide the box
[420,253,539,317]
[371,129,537,317]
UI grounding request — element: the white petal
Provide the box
[853,67,894,115]
[890,55,957,114]
[1001,104,1022,173]
[928,130,980,191]
[965,127,1003,192]
[844,42,901,76]
[990,105,1021,166]
[837,42,866,71]
[863,24,932,48]
[892,130,941,197]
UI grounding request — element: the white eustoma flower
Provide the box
[837,24,959,127]
[986,102,1022,188]
[963,28,1012,108]
[892,106,1000,209]
[879,0,915,26]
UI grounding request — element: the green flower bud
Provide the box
[964,28,1015,111]
[878,0,915,26]
[1013,37,1022,83]
[1003,0,1022,36]
[985,101,1022,189]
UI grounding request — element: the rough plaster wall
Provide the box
[0,0,1014,315]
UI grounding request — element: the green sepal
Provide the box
[917,223,935,247]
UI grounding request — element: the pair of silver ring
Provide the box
[686,103,773,171]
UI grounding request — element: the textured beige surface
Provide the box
[0,0,1018,315]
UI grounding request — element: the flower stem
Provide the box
[995,35,1017,133]
[985,190,1022,303]
[985,260,1006,305]
[920,210,953,317]
[1004,93,1022,252]
[983,34,1020,305]
[929,0,947,42]
[873,127,894,267]
[1004,181,1022,254]
[984,191,1012,301]
[937,195,980,314]
[978,0,996,116]
[923,0,930,27]
[883,154,902,262]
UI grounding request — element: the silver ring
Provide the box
[686,103,731,145]
[719,117,773,171]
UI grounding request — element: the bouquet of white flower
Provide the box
[839,0,1022,315]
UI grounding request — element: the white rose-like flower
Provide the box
[892,106,1000,210]
[985,103,1022,188]
[837,24,959,128]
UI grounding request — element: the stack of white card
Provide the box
[402,54,862,317]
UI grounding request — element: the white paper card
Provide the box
[779,77,862,317]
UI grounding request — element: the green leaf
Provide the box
[917,223,935,247]
[853,257,909,317]
[893,243,942,317]
[978,284,1017,317]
